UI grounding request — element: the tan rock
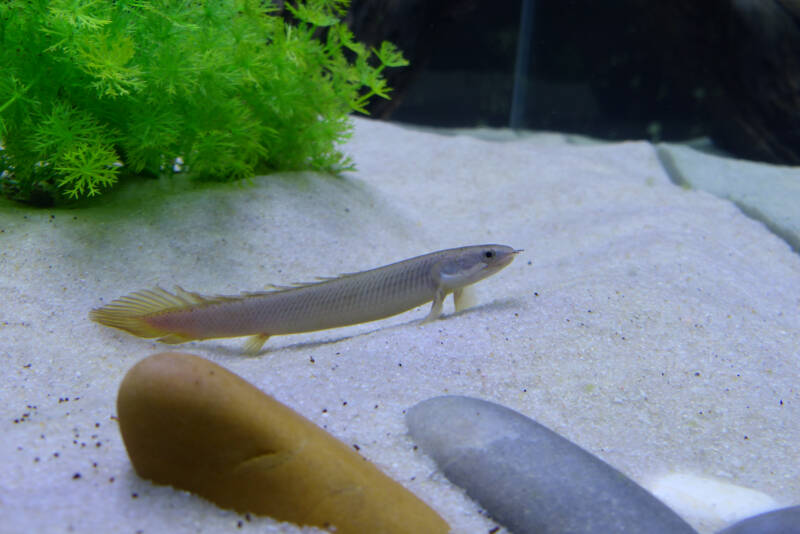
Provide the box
[117,352,449,533]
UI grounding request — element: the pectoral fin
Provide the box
[453,286,477,313]
[421,288,446,324]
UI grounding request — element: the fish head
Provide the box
[435,244,520,290]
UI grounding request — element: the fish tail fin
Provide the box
[89,286,215,343]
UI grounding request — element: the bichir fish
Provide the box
[90,244,520,353]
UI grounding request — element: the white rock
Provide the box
[649,473,780,524]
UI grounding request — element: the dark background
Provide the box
[346,0,800,165]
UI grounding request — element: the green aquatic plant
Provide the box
[0,0,406,204]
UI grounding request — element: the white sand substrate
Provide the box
[2,117,799,533]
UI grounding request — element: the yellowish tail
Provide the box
[89,286,225,344]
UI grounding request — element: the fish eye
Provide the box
[484,250,495,259]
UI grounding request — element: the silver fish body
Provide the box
[90,244,519,352]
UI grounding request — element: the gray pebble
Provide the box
[716,505,800,534]
[406,395,697,534]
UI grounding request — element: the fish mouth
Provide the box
[496,248,522,268]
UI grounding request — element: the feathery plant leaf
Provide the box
[0,0,407,205]
[55,143,119,198]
